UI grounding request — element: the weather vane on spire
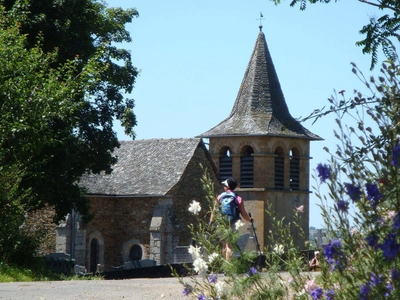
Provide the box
[257,12,264,31]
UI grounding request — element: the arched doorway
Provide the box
[90,238,99,273]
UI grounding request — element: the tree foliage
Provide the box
[271,0,400,69]
[0,1,139,223]
[0,21,106,262]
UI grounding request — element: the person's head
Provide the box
[314,251,319,257]
[221,177,238,191]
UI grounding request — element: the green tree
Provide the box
[0,20,108,262]
[0,1,139,222]
[271,0,400,69]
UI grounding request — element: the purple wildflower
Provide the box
[310,287,324,300]
[369,272,383,287]
[365,234,379,249]
[248,267,258,276]
[392,269,400,280]
[393,214,400,230]
[379,233,400,261]
[344,183,362,202]
[197,294,207,300]
[385,282,393,297]
[359,284,371,300]
[316,163,331,183]
[325,289,335,300]
[391,143,400,167]
[323,240,345,270]
[182,285,192,296]
[208,273,218,284]
[324,240,342,258]
[365,183,383,207]
[336,200,349,213]
[366,273,392,298]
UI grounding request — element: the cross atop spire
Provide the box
[257,12,264,31]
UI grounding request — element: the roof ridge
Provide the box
[119,137,201,142]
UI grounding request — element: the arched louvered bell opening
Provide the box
[290,148,300,190]
[219,146,232,181]
[275,147,284,190]
[240,146,254,188]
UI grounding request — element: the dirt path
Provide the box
[0,272,319,300]
[0,277,188,300]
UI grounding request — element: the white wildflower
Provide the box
[273,244,284,255]
[193,257,208,274]
[188,200,201,215]
[296,289,306,297]
[208,252,219,263]
[304,279,317,292]
[188,245,202,259]
[235,219,244,230]
[215,281,226,297]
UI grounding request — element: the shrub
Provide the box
[0,164,41,266]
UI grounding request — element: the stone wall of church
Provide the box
[167,145,221,246]
[85,196,162,271]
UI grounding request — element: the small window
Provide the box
[219,146,232,181]
[275,147,284,190]
[129,244,143,261]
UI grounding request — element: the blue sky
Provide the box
[107,0,382,228]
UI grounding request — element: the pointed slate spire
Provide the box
[198,29,322,140]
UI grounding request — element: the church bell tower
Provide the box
[198,26,322,250]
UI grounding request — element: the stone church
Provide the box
[54,26,321,273]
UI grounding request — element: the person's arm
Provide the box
[309,258,315,267]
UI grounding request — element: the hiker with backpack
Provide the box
[210,177,253,261]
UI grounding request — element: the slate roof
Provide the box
[80,138,207,196]
[198,28,322,140]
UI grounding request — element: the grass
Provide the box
[0,258,103,282]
